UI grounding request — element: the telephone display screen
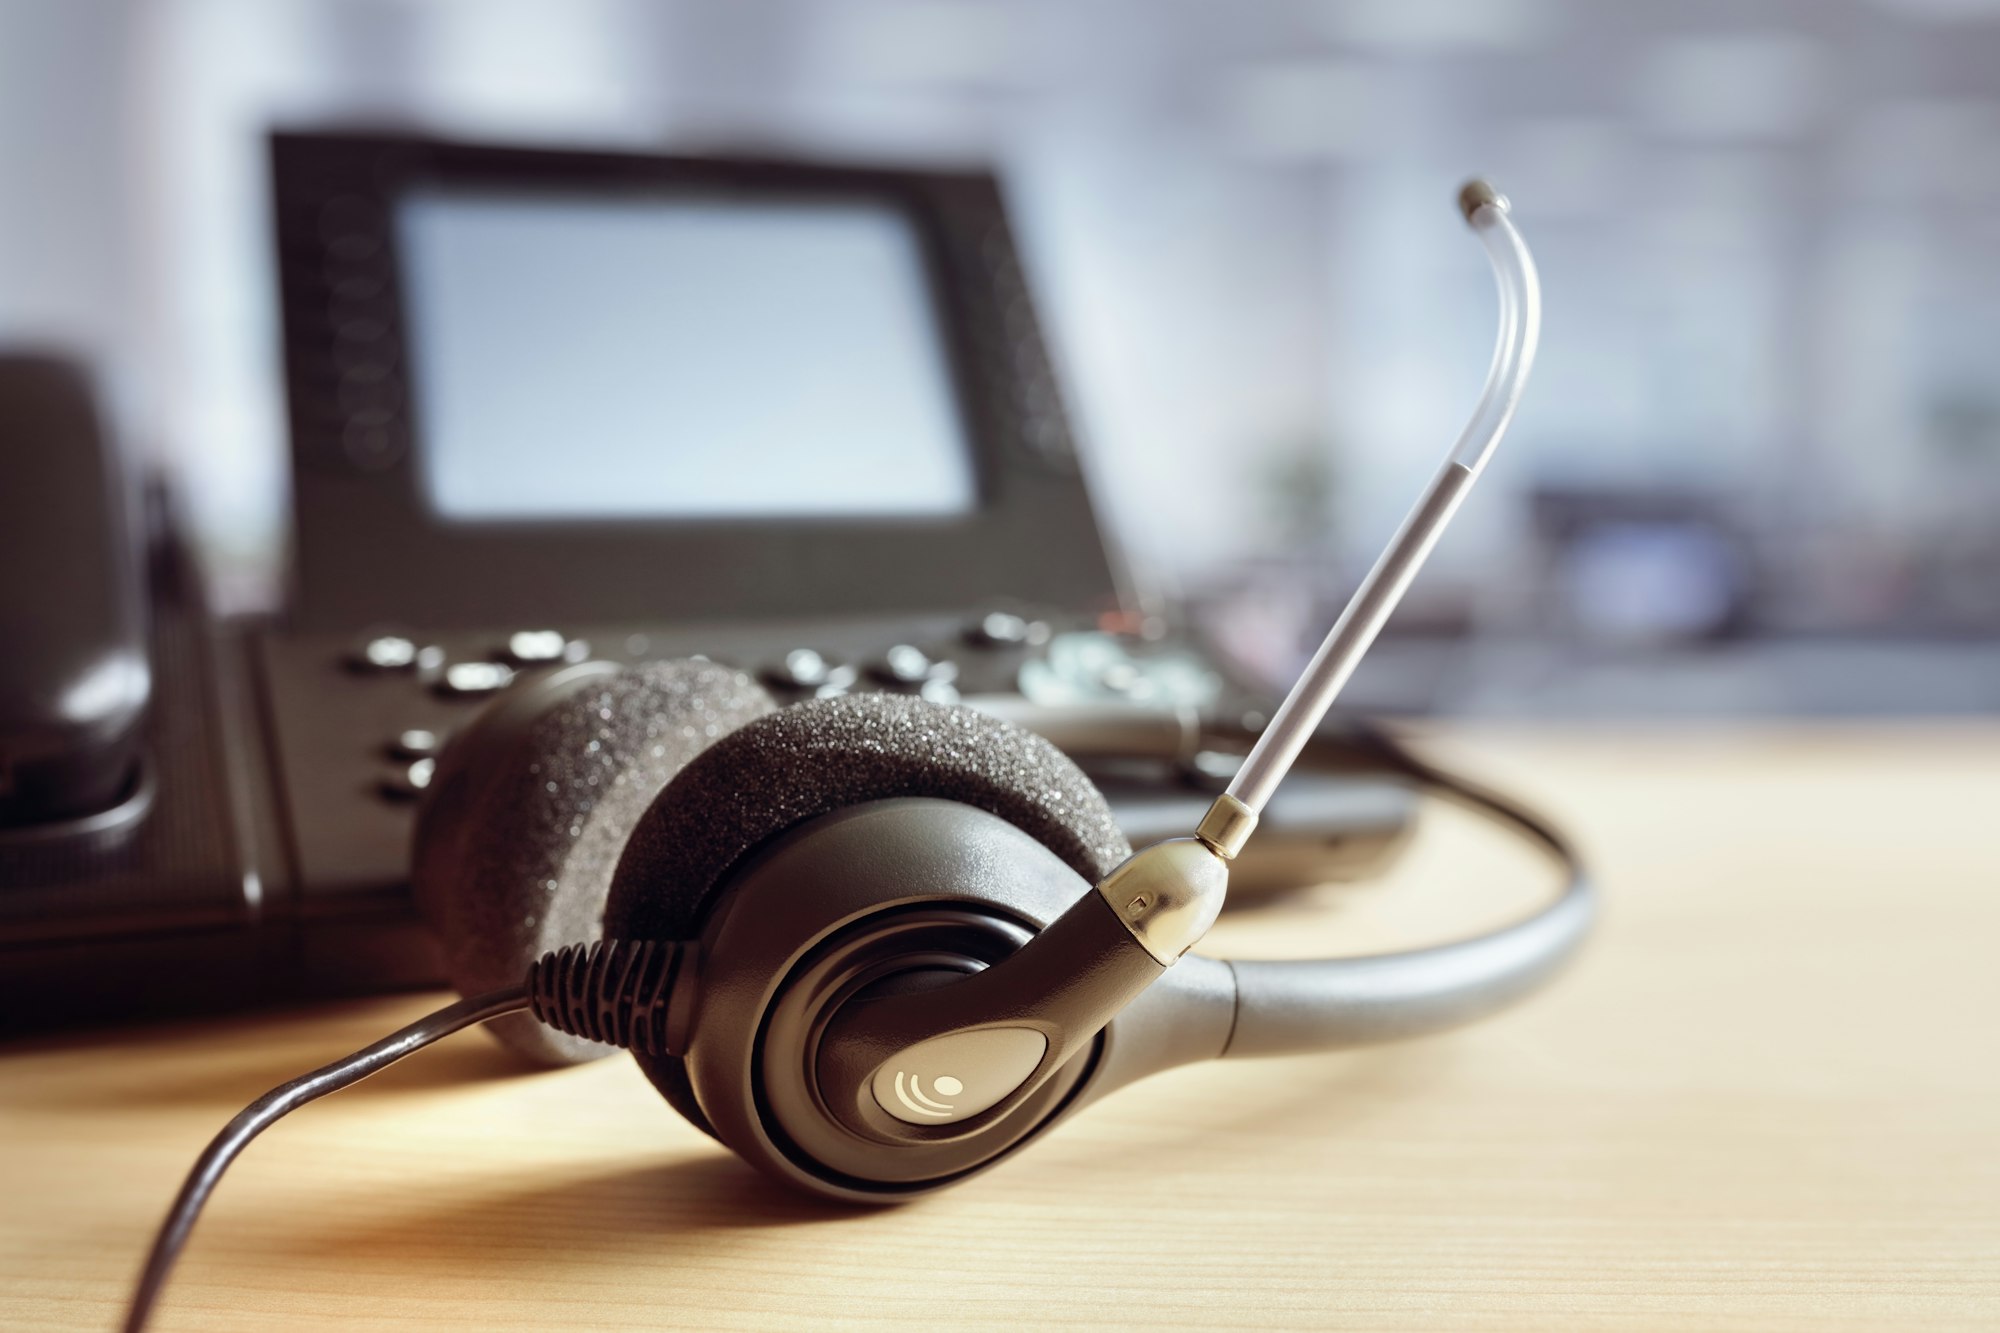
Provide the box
[396,189,977,522]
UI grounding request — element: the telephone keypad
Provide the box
[308,614,1084,836]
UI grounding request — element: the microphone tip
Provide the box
[1458,178,1509,224]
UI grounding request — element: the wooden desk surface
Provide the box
[3,726,1996,1330]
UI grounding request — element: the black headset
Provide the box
[123,181,1590,1330]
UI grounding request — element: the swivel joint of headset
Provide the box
[1094,835,1231,965]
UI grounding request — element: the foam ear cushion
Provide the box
[412,659,776,1065]
[603,692,1132,1133]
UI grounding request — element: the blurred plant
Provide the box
[1252,435,1341,555]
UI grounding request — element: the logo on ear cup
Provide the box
[871,1027,1045,1126]
[891,1071,963,1118]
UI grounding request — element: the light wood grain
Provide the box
[3,725,1996,1330]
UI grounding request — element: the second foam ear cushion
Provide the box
[412,659,776,1065]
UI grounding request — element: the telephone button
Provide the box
[379,757,435,800]
[966,611,1028,647]
[870,644,935,685]
[437,661,515,697]
[504,629,574,664]
[762,648,851,691]
[388,729,441,760]
[965,611,1051,648]
[812,664,859,698]
[353,635,418,671]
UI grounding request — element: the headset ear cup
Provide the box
[603,692,1131,1135]
[412,659,775,1065]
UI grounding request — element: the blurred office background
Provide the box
[3,0,1998,715]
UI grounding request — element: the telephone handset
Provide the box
[0,354,152,834]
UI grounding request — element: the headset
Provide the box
[123,180,1587,1330]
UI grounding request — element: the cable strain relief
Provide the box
[524,939,694,1055]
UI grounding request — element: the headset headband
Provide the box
[976,699,1594,1057]
[1223,727,1592,1055]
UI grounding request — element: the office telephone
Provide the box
[0,132,1418,1031]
